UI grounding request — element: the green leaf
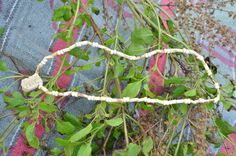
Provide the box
[215,118,236,136]
[143,84,155,98]
[205,86,217,95]
[104,37,115,46]
[222,100,232,110]
[131,28,154,45]
[126,43,145,56]
[65,64,92,75]
[114,59,126,77]
[112,150,128,156]
[70,124,92,142]
[77,143,92,156]
[113,128,121,139]
[29,91,42,98]
[63,8,72,21]
[45,95,55,104]
[179,104,188,114]
[0,88,4,94]
[0,27,5,37]
[3,91,25,107]
[205,102,214,110]
[142,136,153,156]
[70,48,81,57]
[166,20,174,34]
[122,80,142,98]
[75,17,83,28]
[184,89,197,97]
[116,0,124,5]
[39,103,57,113]
[125,67,135,79]
[52,6,72,21]
[81,14,91,26]
[25,124,39,149]
[162,33,171,44]
[50,148,62,156]
[136,103,154,111]
[65,145,75,156]
[105,117,123,127]
[19,108,30,118]
[92,7,100,15]
[0,59,8,71]
[127,143,141,156]
[95,61,101,67]
[64,113,81,127]
[56,120,75,134]
[172,85,187,98]
[70,47,89,61]
[80,64,92,70]
[52,7,66,21]
[164,77,190,85]
[88,0,94,5]
[55,138,70,147]
[224,82,234,92]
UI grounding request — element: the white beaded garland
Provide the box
[21,41,220,105]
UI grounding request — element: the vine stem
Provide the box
[219,130,236,148]
[122,108,129,146]
[174,119,186,156]
[7,70,24,76]
[67,0,80,39]
[127,0,189,49]
[48,0,82,89]
[101,62,109,95]
[0,75,23,82]
[164,119,181,156]
[145,0,191,45]
[102,127,112,156]
[81,4,119,66]
[125,113,143,131]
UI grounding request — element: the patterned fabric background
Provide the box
[0,0,235,155]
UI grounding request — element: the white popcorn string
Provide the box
[21,41,220,105]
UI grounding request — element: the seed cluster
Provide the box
[172,0,236,52]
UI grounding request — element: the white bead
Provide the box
[183,49,189,54]
[197,55,204,60]
[88,96,94,100]
[214,96,220,103]
[123,97,130,102]
[92,42,99,47]
[184,99,191,104]
[51,91,58,96]
[58,92,64,96]
[198,98,205,103]
[71,92,77,97]
[76,42,81,47]
[215,83,220,89]
[58,50,64,55]
[38,84,43,89]
[64,92,71,96]
[106,97,113,102]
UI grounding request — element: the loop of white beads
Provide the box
[21,41,221,105]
